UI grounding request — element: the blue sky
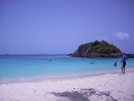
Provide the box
[0,0,134,54]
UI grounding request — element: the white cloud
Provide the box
[115,32,129,40]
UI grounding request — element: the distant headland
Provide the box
[69,40,134,58]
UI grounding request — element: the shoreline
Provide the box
[0,71,134,101]
[0,68,134,84]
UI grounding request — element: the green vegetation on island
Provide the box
[78,40,120,54]
[72,40,121,58]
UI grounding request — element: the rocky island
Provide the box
[70,40,134,58]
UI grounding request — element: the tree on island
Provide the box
[72,40,122,58]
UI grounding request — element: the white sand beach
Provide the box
[0,71,134,101]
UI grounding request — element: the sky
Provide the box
[0,0,134,54]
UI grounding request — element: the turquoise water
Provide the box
[0,55,134,83]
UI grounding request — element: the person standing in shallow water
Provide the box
[114,61,117,66]
[121,53,128,74]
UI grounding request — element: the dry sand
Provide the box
[0,72,134,101]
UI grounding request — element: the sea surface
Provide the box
[0,54,134,83]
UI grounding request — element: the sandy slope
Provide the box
[0,72,134,101]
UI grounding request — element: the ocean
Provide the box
[0,55,134,83]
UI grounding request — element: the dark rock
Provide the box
[126,54,134,58]
[109,53,121,57]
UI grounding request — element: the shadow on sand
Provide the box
[51,88,117,101]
